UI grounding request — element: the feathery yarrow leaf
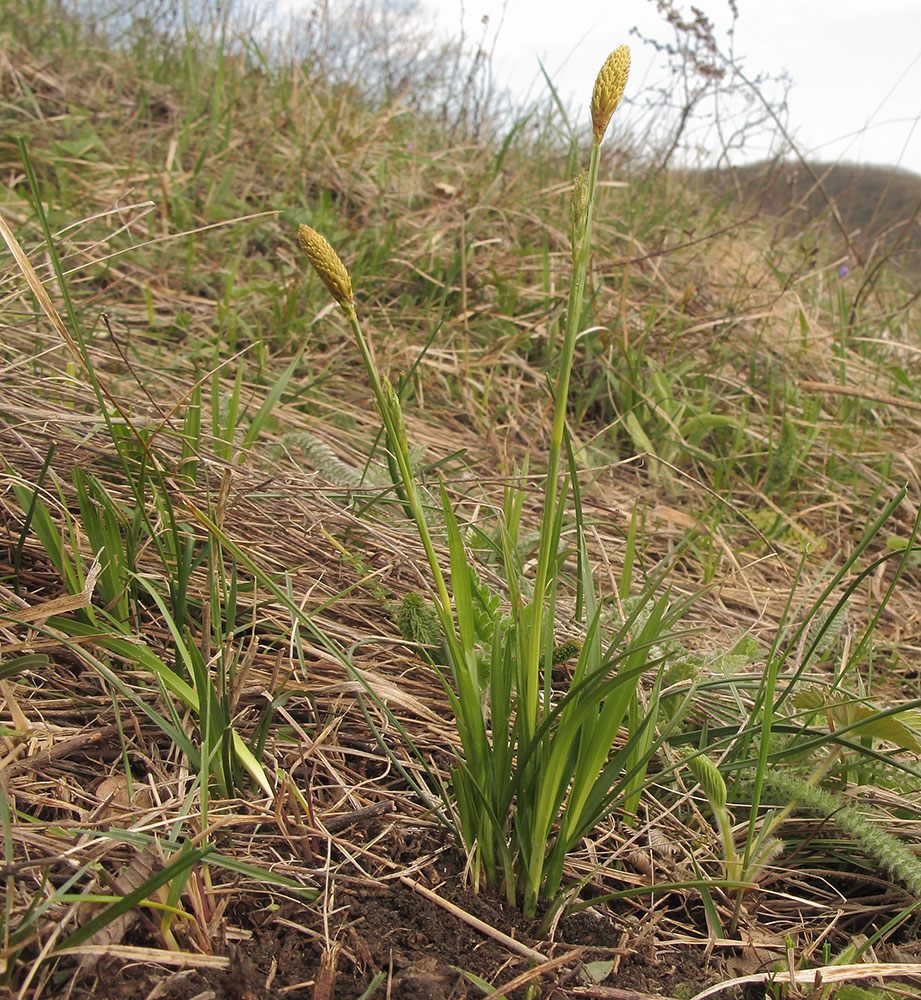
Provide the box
[590,45,630,143]
[551,639,582,666]
[281,432,369,487]
[397,593,443,648]
[298,224,353,311]
[768,772,921,897]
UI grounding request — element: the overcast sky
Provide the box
[420,0,921,175]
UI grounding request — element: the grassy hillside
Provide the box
[2,2,921,998]
[698,159,921,275]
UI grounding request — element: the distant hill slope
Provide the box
[695,161,921,274]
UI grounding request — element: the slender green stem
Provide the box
[523,138,603,739]
[345,306,455,630]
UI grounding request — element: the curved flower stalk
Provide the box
[296,224,458,653]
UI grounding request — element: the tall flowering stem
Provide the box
[521,47,630,747]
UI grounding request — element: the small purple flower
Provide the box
[838,265,850,278]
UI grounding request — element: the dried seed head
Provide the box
[590,45,630,143]
[297,224,353,311]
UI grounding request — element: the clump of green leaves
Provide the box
[299,45,700,919]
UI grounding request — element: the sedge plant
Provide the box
[298,47,696,918]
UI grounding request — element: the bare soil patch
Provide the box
[75,825,723,1000]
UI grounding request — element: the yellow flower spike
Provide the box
[590,45,630,143]
[297,223,354,313]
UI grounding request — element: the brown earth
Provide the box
[75,824,729,1000]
